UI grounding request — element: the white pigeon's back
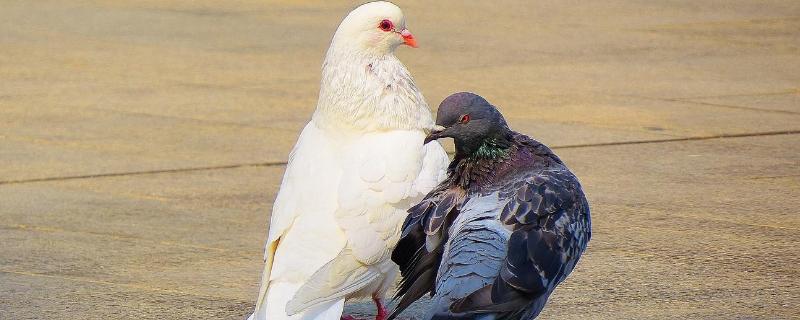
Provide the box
[251,123,346,320]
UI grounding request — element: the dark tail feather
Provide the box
[431,312,496,320]
[449,285,493,314]
[450,283,532,319]
[430,313,473,320]
[387,269,436,320]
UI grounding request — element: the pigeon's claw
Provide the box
[373,295,388,320]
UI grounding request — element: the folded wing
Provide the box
[451,168,591,318]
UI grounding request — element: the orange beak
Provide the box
[400,29,418,48]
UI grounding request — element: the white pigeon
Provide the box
[249,2,448,320]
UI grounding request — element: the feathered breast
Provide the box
[314,52,433,131]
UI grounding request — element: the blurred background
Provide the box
[1,0,798,319]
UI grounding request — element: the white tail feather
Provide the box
[286,248,380,315]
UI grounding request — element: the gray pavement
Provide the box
[1,0,798,319]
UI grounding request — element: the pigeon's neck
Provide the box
[312,46,433,132]
[450,137,514,190]
[465,138,512,161]
[453,127,514,160]
[450,133,561,191]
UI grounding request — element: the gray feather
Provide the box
[426,193,510,319]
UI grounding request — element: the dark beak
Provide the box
[424,125,446,144]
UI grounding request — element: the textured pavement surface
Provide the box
[1,0,799,319]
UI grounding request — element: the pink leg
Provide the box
[373,294,388,320]
[340,295,388,320]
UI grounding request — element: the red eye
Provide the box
[378,19,393,32]
[459,114,470,124]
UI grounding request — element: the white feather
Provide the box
[250,2,448,320]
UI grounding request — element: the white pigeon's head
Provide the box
[331,1,417,55]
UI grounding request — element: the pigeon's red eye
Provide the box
[378,19,393,32]
[459,114,470,124]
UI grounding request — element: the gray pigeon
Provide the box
[389,92,592,320]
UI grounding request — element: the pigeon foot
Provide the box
[373,295,388,320]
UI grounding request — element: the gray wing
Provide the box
[450,168,592,319]
[425,192,511,319]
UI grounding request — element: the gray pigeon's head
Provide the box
[425,92,511,155]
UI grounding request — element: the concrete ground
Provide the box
[1,0,798,319]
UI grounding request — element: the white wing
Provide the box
[288,130,448,312]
